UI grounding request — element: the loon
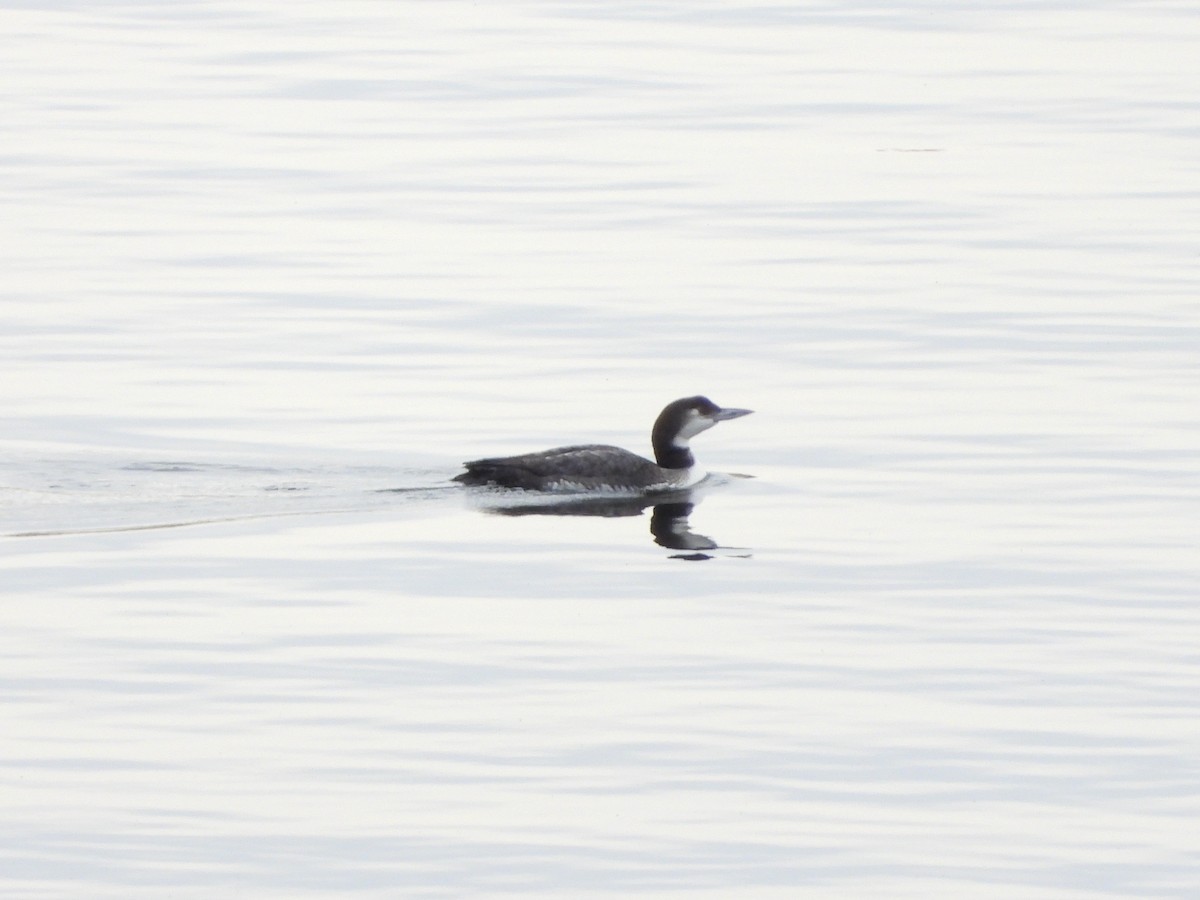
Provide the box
[452,395,752,493]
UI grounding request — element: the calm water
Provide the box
[3,2,1199,897]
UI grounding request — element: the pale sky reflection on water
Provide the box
[2,2,1199,898]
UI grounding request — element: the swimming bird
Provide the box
[452,395,752,493]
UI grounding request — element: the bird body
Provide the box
[453,396,751,493]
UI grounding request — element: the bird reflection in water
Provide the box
[477,490,745,561]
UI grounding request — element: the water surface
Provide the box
[2,2,1199,897]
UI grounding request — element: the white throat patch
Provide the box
[671,411,715,448]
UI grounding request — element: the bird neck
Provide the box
[652,437,694,470]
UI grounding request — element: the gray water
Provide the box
[3,2,1199,897]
